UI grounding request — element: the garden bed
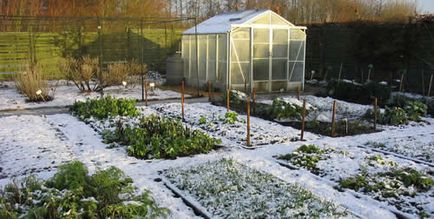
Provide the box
[151,102,317,147]
[276,144,434,218]
[71,97,221,159]
[163,158,351,218]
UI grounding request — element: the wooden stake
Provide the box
[373,97,378,131]
[331,100,337,137]
[252,88,256,114]
[428,73,433,97]
[226,89,230,112]
[181,80,185,120]
[300,99,306,141]
[144,80,148,106]
[399,73,405,92]
[207,81,211,102]
[296,85,300,100]
[246,96,251,147]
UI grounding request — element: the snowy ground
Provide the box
[1,96,433,218]
[0,80,187,111]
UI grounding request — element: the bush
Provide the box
[59,56,100,92]
[15,65,53,102]
[0,161,168,218]
[71,96,139,120]
[103,115,221,159]
[103,59,147,87]
[327,80,391,105]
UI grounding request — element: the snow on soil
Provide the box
[0,81,187,111]
[151,102,318,147]
[0,113,396,218]
[259,95,373,123]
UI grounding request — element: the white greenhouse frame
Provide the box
[181,9,306,93]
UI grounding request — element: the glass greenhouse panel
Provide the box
[199,36,207,80]
[231,62,249,84]
[289,41,305,61]
[273,29,288,44]
[254,29,269,43]
[290,29,306,40]
[190,37,197,79]
[208,35,216,81]
[253,13,271,24]
[271,15,288,25]
[182,36,190,78]
[272,60,287,80]
[231,40,250,62]
[288,61,304,82]
[218,61,226,82]
[253,59,269,80]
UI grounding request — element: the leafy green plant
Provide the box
[271,98,303,120]
[381,107,407,125]
[71,96,139,120]
[404,100,427,121]
[103,115,221,159]
[198,116,207,125]
[0,161,168,219]
[339,174,368,192]
[278,144,332,175]
[224,111,239,124]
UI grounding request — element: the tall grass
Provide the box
[15,64,53,102]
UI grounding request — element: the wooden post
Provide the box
[296,85,300,100]
[181,80,185,120]
[207,80,211,102]
[226,89,230,112]
[246,96,251,147]
[331,100,337,137]
[300,99,306,141]
[144,80,148,106]
[399,73,405,92]
[373,97,378,131]
[428,73,433,97]
[252,88,256,114]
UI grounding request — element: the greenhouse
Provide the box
[181,9,307,93]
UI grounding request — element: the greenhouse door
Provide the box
[253,28,288,92]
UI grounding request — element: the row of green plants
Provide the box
[0,161,168,218]
[364,100,427,125]
[72,96,139,120]
[277,144,337,175]
[102,115,221,159]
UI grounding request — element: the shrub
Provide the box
[71,96,139,120]
[103,115,221,159]
[327,80,391,105]
[59,56,100,92]
[15,65,53,102]
[103,59,147,87]
[0,161,168,218]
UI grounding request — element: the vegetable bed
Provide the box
[71,97,221,159]
[163,158,350,218]
[151,102,315,146]
[276,144,434,217]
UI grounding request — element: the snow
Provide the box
[151,102,318,146]
[0,80,188,111]
[1,94,433,218]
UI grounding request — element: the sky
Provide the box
[419,0,434,14]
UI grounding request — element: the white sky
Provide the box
[419,0,434,13]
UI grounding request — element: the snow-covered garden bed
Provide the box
[151,102,317,147]
[163,158,351,218]
[0,80,187,111]
[276,143,434,217]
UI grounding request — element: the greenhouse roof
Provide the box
[183,9,296,35]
